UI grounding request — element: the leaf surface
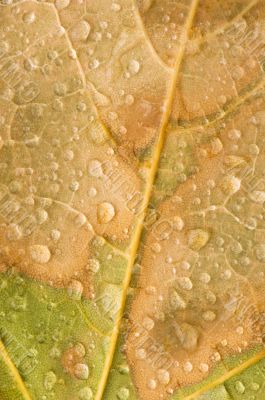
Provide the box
[1,1,265,400]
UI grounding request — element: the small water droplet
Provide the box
[74,363,89,380]
[157,369,170,385]
[86,258,100,273]
[88,160,103,177]
[228,129,241,140]
[147,378,157,390]
[97,202,115,223]
[67,280,84,300]
[44,371,57,390]
[188,229,210,251]
[202,310,216,322]
[23,11,36,24]
[50,229,61,241]
[235,381,245,394]
[183,361,193,373]
[55,0,70,9]
[71,21,91,41]
[78,386,93,400]
[128,59,140,75]
[30,245,51,264]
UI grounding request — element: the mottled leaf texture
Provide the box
[1,0,265,400]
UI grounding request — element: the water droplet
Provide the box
[135,348,146,359]
[173,216,184,231]
[180,261,191,270]
[23,11,36,24]
[89,59,100,69]
[78,387,93,400]
[119,126,127,135]
[188,229,210,251]
[147,378,157,390]
[202,310,216,322]
[206,291,216,304]
[55,0,70,10]
[90,124,106,144]
[71,21,91,41]
[157,369,170,385]
[50,229,61,241]
[36,208,48,225]
[199,272,211,283]
[178,277,193,290]
[251,382,260,391]
[220,175,241,195]
[64,149,74,161]
[117,387,129,400]
[142,317,154,331]
[54,82,67,96]
[235,381,245,394]
[128,59,140,75]
[199,363,209,373]
[88,160,103,177]
[250,190,265,204]
[111,2,121,12]
[125,94,134,105]
[67,280,84,300]
[77,101,87,112]
[74,343,86,357]
[228,129,241,140]
[74,363,89,380]
[236,326,244,335]
[151,243,161,253]
[87,258,100,273]
[30,245,51,264]
[6,224,22,241]
[211,138,223,155]
[75,213,87,227]
[217,95,227,105]
[255,244,265,261]
[232,66,245,80]
[174,322,199,351]
[170,289,187,310]
[44,371,57,390]
[97,202,115,223]
[249,143,260,156]
[183,361,193,373]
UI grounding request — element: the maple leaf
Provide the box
[1,1,265,400]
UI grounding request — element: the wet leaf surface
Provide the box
[1,1,265,400]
